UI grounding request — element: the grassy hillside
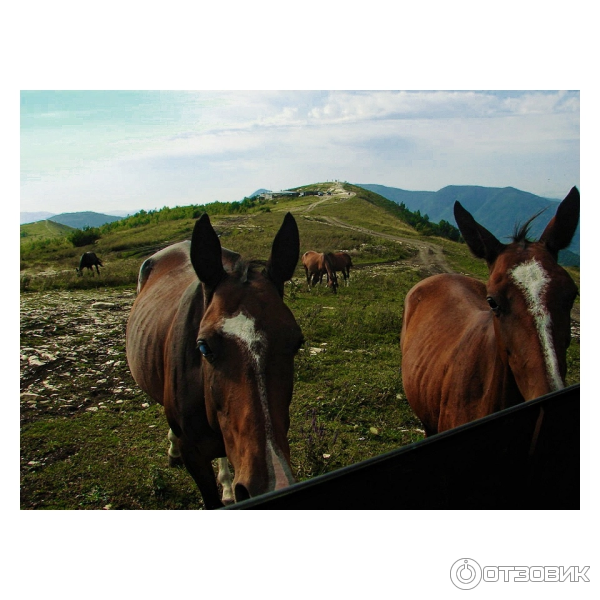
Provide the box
[20,182,580,509]
[19,185,409,290]
[19,183,464,290]
[20,219,74,242]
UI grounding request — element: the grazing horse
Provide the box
[400,187,579,436]
[126,212,303,508]
[301,251,338,293]
[330,251,353,285]
[76,252,103,276]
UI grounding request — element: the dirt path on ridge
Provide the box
[317,215,452,275]
[302,184,356,212]
[297,184,450,275]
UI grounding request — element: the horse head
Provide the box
[322,253,339,293]
[454,187,579,400]
[190,212,303,501]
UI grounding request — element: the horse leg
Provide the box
[95,265,100,275]
[216,457,235,505]
[167,428,184,466]
[328,269,338,293]
[178,437,223,509]
[305,267,312,290]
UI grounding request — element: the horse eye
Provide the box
[486,297,500,313]
[197,339,215,362]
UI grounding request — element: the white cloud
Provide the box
[20,91,580,213]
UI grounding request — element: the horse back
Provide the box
[402,274,487,339]
[126,242,200,405]
[79,252,100,269]
[401,274,503,433]
[301,251,319,268]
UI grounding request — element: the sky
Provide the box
[20,90,580,216]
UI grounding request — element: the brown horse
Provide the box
[401,187,579,436]
[330,251,353,285]
[126,212,303,508]
[301,251,338,293]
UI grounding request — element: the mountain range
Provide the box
[20,184,580,263]
[358,184,580,256]
[20,211,124,228]
[20,210,135,226]
[249,188,271,197]
[20,211,57,224]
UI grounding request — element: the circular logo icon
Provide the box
[450,558,482,590]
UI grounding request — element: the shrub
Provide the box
[20,274,32,291]
[68,226,101,247]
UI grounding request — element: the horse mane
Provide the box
[323,252,336,265]
[511,208,548,244]
[227,257,268,284]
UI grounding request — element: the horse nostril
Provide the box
[234,483,250,502]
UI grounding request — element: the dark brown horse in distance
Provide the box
[301,250,338,293]
[76,252,103,276]
[330,251,353,286]
[401,187,579,436]
[126,213,303,508]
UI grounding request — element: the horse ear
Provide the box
[539,186,580,259]
[190,213,226,289]
[266,212,300,295]
[454,201,505,265]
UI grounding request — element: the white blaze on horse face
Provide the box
[510,259,564,391]
[220,311,294,491]
[216,457,235,504]
[221,311,265,364]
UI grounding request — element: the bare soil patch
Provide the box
[20,288,138,425]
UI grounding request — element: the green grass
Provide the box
[21,404,203,509]
[287,268,425,479]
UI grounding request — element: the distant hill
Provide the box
[49,211,123,229]
[21,211,56,225]
[558,250,580,267]
[20,219,75,241]
[358,184,580,261]
[248,188,271,198]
